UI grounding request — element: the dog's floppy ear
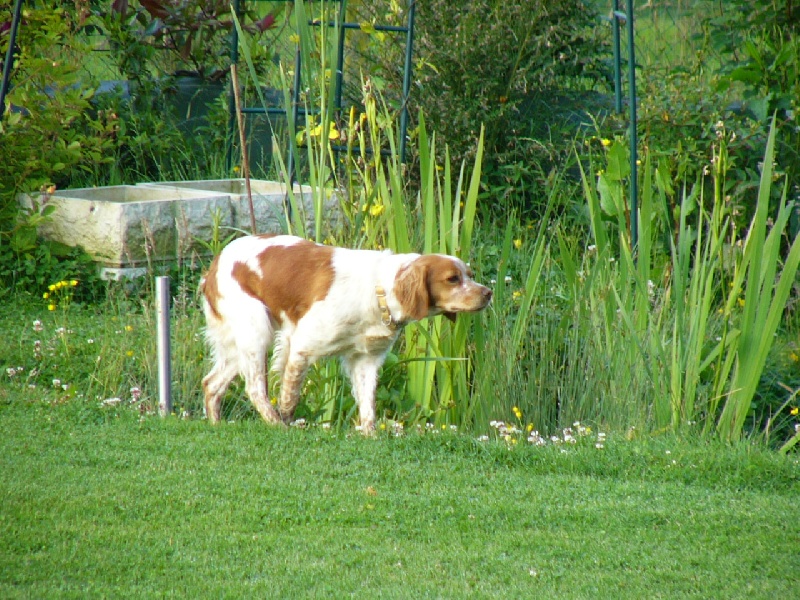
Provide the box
[394,260,430,322]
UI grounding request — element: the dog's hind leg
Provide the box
[202,358,238,424]
[234,313,282,425]
[278,350,310,424]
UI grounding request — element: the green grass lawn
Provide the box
[1,395,798,598]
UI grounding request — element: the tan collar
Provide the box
[375,286,405,331]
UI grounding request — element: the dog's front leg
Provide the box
[343,354,382,434]
[279,351,310,424]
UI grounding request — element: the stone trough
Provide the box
[19,180,318,278]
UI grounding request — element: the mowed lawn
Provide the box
[1,397,798,599]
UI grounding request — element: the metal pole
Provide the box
[225,0,242,172]
[399,0,416,164]
[612,0,622,113]
[626,0,638,251]
[156,276,172,417]
[0,0,24,116]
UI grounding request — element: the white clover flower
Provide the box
[33,319,43,332]
[477,435,489,442]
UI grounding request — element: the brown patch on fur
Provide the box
[232,239,335,325]
[201,253,222,320]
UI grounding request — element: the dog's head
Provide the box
[395,254,492,322]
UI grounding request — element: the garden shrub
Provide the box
[635,0,800,235]
[343,1,610,218]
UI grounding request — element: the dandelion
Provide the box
[790,407,799,417]
[513,238,523,250]
[124,325,134,332]
[125,350,134,358]
[600,138,611,147]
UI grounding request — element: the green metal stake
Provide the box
[611,0,638,252]
[626,0,638,252]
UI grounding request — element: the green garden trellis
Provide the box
[226,0,417,182]
[610,0,639,251]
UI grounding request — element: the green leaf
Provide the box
[605,142,630,181]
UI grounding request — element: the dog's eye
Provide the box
[446,274,461,284]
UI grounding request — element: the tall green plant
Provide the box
[714,118,800,441]
[580,117,799,440]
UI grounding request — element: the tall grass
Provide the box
[225,2,800,440]
[573,117,800,441]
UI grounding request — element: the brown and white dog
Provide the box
[200,234,492,432]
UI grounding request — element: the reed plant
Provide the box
[574,117,800,441]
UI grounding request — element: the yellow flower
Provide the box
[600,138,611,147]
[48,304,56,311]
[526,423,534,432]
[513,239,523,250]
[737,298,745,308]
[124,325,134,332]
[790,352,799,363]
[369,204,385,217]
[328,122,339,140]
[512,290,523,300]
[48,284,56,292]
[790,407,799,416]
[43,292,49,299]
[70,280,78,287]
[289,33,300,45]
[126,350,134,358]
[512,406,522,420]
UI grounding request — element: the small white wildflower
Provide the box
[504,275,512,283]
[595,442,605,449]
[101,397,122,406]
[33,319,43,332]
[477,435,489,442]
[6,367,17,378]
[322,422,332,430]
[290,418,307,428]
[52,379,61,388]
